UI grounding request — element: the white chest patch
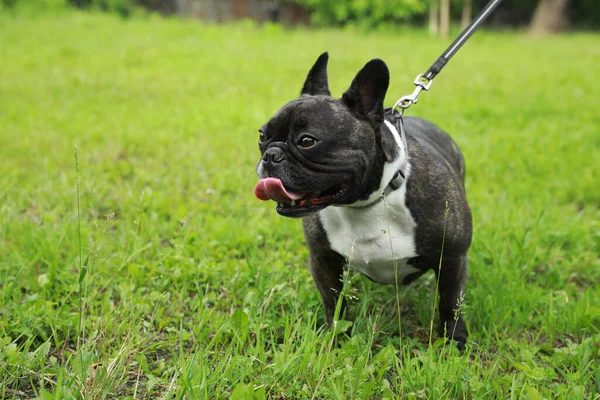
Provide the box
[319,188,419,285]
[319,120,419,285]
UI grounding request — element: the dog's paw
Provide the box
[442,320,468,351]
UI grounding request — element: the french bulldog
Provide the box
[254,52,472,349]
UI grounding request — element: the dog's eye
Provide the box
[258,129,266,143]
[298,135,317,148]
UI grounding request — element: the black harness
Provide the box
[349,110,408,209]
[383,109,408,195]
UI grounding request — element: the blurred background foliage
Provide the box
[293,0,427,27]
[1,0,597,30]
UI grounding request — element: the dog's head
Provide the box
[254,52,399,217]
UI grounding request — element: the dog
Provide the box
[254,53,472,349]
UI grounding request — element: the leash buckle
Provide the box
[393,74,433,114]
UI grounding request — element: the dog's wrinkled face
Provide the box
[255,52,397,217]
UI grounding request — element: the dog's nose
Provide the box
[262,147,284,164]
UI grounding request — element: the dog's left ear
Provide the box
[342,59,389,125]
[301,52,331,96]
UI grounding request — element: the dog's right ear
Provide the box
[300,52,331,96]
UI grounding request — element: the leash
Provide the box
[354,0,503,207]
[373,0,503,202]
[392,0,503,115]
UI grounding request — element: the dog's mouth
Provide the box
[254,177,345,217]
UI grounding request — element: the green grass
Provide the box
[0,12,599,399]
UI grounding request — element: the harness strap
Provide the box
[383,112,407,194]
[349,111,407,209]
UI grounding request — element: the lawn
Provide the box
[0,11,599,399]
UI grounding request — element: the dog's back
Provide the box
[403,116,466,182]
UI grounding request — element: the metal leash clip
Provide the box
[393,74,433,115]
[391,0,503,115]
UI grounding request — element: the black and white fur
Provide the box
[256,53,472,348]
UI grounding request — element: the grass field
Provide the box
[0,11,599,399]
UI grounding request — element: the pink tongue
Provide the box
[254,178,304,203]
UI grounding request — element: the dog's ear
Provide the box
[342,59,389,124]
[301,52,331,96]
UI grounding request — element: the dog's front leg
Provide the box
[303,217,350,329]
[308,249,348,327]
[436,255,469,349]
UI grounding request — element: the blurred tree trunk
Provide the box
[175,0,185,17]
[461,0,472,29]
[530,0,570,35]
[429,0,439,36]
[440,0,450,40]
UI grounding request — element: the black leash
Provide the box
[393,0,503,113]
[374,0,503,202]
